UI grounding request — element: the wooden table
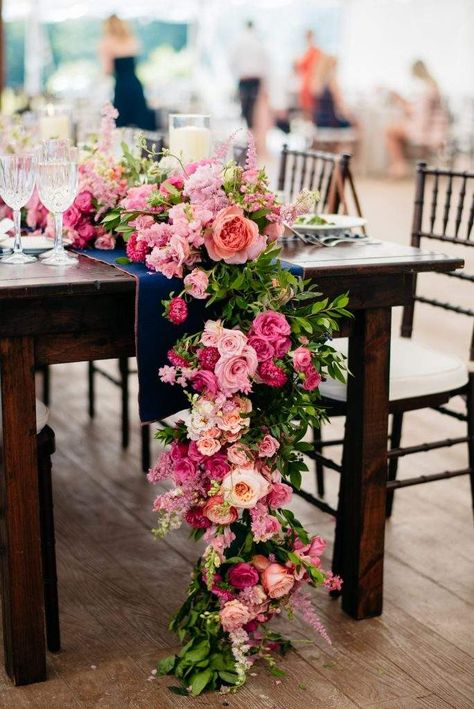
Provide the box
[0,242,463,685]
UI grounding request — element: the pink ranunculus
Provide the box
[219,599,251,632]
[258,434,280,458]
[228,562,259,589]
[221,467,270,509]
[251,554,271,572]
[183,268,209,300]
[227,443,253,467]
[204,205,266,264]
[203,494,238,525]
[251,311,291,342]
[185,506,212,529]
[214,346,258,395]
[261,563,295,599]
[303,366,322,391]
[191,370,219,396]
[204,453,231,480]
[63,205,81,228]
[267,482,293,508]
[216,328,248,357]
[247,335,275,362]
[263,221,284,242]
[95,233,116,250]
[75,190,94,213]
[196,436,221,457]
[293,346,312,372]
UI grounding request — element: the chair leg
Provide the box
[88,362,96,419]
[313,426,325,497]
[466,377,474,517]
[386,413,404,518]
[119,357,130,449]
[141,424,151,473]
[37,426,60,653]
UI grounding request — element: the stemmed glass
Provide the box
[0,153,37,264]
[36,139,79,266]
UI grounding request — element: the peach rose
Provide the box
[221,467,270,509]
[205,205,266,264]
[258,434,280,458]
[203,494,238,525]
[251,554,271,572]
[196,436,221,456]
[219,600,251,632]
[227,443,253,467]
[261,563,295,599]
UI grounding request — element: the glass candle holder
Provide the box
[38,104,72,141]
[168,114,211,165]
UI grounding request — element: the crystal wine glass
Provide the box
[36,139,79,266]
[0,152,37,264]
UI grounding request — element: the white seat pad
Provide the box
[0,399,49,442]
[320,337,468,402]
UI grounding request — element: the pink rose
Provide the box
[227,443,253,467]
[95,234,116,250]
[303,366,322,391]
[64,205,81,228]
[273,337,291,358]
[183,268,209,300]
[214,346,258,395]
[204,205,266,264]
[258,434,280,458]
[293,346,312,372]
[228,562,259,589]
[188,441,206,462]
[75,219,96,242]
[204,453,231,480]
[196,437,221,456]
[219,600,251,632]
[263,221,284,242]
[169,441,188,462]
[251,554,271,572]
[267,482,293,508]
[191,370,219,396]
[247,336,274,362]
[173,458,196,486]
[75,191,94,213]
[203,494,238,525]
[216,328,248,357]
[251,311,291,342]
[221,467,270,509]
[261,563,295,599]
[201,320,224,347]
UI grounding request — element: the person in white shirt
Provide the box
[231,20,269,130]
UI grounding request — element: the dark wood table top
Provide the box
[0,241,463,301]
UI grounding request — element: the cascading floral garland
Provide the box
[107,135,350,696]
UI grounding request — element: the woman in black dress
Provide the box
[100,15,156,131]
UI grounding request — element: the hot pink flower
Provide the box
[167,297,188,325]
[183,268,209,300]
[258,434,280,458]
[185,506,212,529]
[204,453,231,480]
[293,346,312,372]
[228,563,259,589]
[267,482,293,508]
[188,441,206,462]
[273,337,292,358]
[261,563,295,599]
[294,535,326,566]
[247,335,274,362]
[214,346,258,395]
[64,205,81,228]
[75,219,96,243]
[159,175,184,196]
[197,347,220,371]
[303,366,322,391]
[173,458,197,486]
[251,311,291,342]
[75,190,94,213]
[205,205,266,264]
[191,370,219,396]
[258,360,288,388]
[126,232,148,263]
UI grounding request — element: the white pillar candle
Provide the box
[169,125,211,164]
[39,107,71,141]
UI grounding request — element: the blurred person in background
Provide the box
[231,20,271,156]
[295,30,322,117]
[311,54,354,129]
[100,15,156,130]
[385,60,447,177]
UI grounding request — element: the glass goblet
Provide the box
[0,153,37,264]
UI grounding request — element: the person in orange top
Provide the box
[295,30,322,116]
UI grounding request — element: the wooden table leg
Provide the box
[0,337,46,684]
[340,307,391,619]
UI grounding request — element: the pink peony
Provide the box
[188,441,206,462]
[191,370,219,396]
[167,297,188,325]
[183,268,209,300]
[221,467,270,509]
[293,346,312,372]
[251,311,291,342]
[258,434,280,458]
[228,563,259,589]
[267,482,293,508]
[273,336,292,358]
[303,366,322,391]
[214,346,258,395]
[219,600,251,632]
[75,190,94,213]
[261,563,295,599]
[247,335,274,362]
[204,205,266,264]
[203,494,238,525]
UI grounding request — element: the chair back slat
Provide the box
[402,161,474,363]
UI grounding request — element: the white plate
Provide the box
[2,236,54,254]
[0,218,14,236]
[292,213,367,234]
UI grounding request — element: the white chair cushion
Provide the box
[320,337,468,402]
[0,399,49,443]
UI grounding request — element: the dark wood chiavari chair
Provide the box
[302,163,473,553]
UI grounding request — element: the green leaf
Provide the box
[168,686,189,696]
[269,665,286,678]
[190,668,213,696]
[186,639,210,662]
[218,671,240,685]
[156,655,176,676]
[115,256,131,265]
